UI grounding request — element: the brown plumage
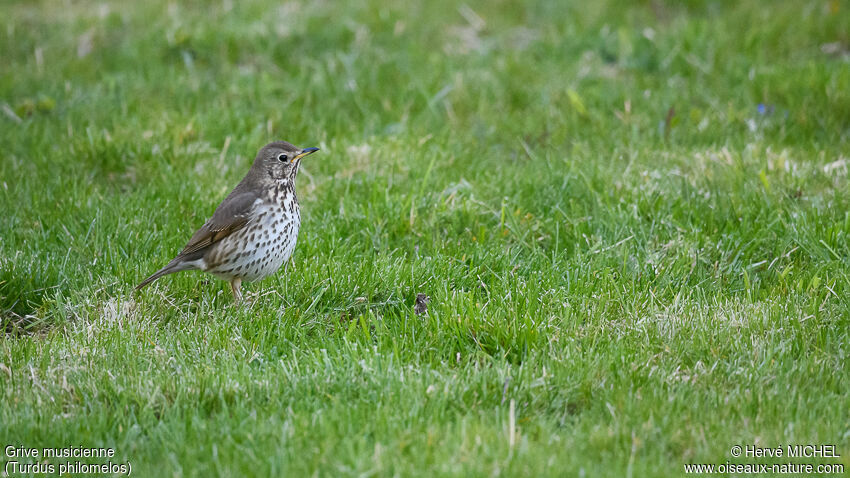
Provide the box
[136,141,319,301]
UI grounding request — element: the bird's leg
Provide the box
[230,278,243,302]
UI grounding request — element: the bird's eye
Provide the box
[277,153,288,162]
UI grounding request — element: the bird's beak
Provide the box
[293,147,320,162]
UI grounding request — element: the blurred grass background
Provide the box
[1,0,849,476]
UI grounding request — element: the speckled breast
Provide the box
[206,193,301,282]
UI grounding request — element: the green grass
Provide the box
[2,0,849,476]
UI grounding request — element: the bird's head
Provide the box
[253,141,319,183]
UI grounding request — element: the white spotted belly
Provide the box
[205,204,300,282]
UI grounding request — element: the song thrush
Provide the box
[136,141,319,301]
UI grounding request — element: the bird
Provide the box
[136,141,319,301]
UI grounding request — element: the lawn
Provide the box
[1,0,849,476]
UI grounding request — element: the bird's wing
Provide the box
[178,191,262,257]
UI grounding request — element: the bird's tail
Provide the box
[135,259,195,290]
